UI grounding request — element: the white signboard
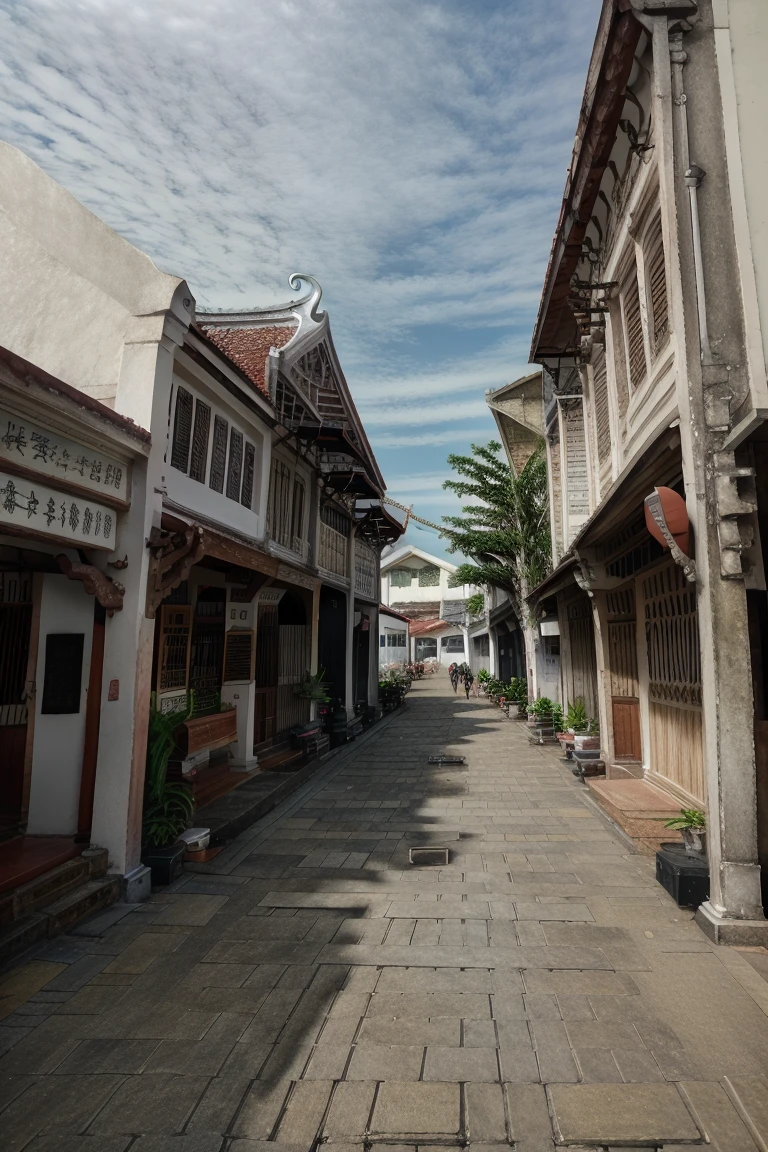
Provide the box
[0,471,117,550]
[0,409,128,501]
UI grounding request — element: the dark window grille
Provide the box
[269,460,292,546]
[170,387,193,472]
[241,442,256,509]
[209,416,228,493]
[226,429,244,501]
[189,400,211,483]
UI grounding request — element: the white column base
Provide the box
[229,755,259,773]
[120,864,152,903]
[695,899,768,946]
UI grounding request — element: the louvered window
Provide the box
[241,442,256,509]
[170,387,193,472]
[592,349,611,467]
[646,222,669,355]
[226,429,243,501]
[269,460,292,546]
[209,416,228,493]
[291,479,305,549]
[622,270,647,390]
[189,400,211,483]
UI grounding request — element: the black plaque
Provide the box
[41,633,84,714]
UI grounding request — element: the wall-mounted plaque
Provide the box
[0,409,129,501]
[41,633,84,714]
[0,472,117,550]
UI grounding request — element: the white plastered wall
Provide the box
[27,574,93,835]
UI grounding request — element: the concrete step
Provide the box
[0,869,119,967]
[0,847,108,925]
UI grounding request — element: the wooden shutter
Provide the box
[623,272,646,390]
[170,387,193,472]
[156,605,191,693]
[223,630,254,682]
[592,349,610,467]
[189,400,211,483]
[647,231,668,354]
[209,416,228,493]
[226,429,244,501]
[241,442,256,509]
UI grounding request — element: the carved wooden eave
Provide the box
[529,0,697,363]
[356,504,404,550]
[55,554,125,616]
[145,524,205,619]
[196,275,386,497]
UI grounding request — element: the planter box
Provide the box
[574,734,600,752]
[656,842,709,908]
[176,708,237,756]
[141,842,186,887]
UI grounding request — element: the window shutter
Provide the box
[209,416,228,493]
[623,272,646,390]
[592,349,610,467]
[291,480,305,548]
[241,442,256,509]
[170,387,193,473]
[189,401,211,483]
[157,605,191,693]
[226,429,244,501]
[223,630,254,682]
[648,239,668,354]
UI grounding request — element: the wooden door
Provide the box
[254,603,279,747]
[0,573,33,826]
[567,596,598,719]
[606,587,641,761]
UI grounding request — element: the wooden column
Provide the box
[77,601,106,842]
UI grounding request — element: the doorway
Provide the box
[0,572,33,832]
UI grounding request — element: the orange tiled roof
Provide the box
[200,324,295,399]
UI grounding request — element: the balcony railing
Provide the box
[354,539,377,599]
[318,522,348,578]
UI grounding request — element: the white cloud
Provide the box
[0,0,600,486]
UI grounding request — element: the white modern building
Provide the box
[380,544,478,666]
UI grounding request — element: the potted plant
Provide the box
[294,668,331,703]
[574,713,600,751]
[527,696,554,726]
[142,694,196,885]
[664,808,706,855]
[477,669,491,695]
[566,699,589,733]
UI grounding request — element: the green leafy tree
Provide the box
[442,439,551,694]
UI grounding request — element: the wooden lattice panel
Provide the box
[171,387,193,473]
[209,416,228,493]
[622,270,646,391]
[223,629,254,683]
[592,349,611,468]
[643,562,701,708]
[157,605,191,693]
[189,400,211,483]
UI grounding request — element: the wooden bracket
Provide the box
[55,554,125,616]
[146,524,205,619]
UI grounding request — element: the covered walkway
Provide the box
[2,675,768,1149]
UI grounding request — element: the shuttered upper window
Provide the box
[170,387,193,472]
[622,269,647,391]
[592,348,611,468]
[188,400,211,483]
[645,219,669,355]
[209,416,228,493]
[226,429,243,501]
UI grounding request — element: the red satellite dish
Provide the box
[644,486,690,555]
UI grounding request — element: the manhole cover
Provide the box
[409,846,450,866]
[427,755,466,764]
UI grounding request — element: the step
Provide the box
[0,848,109,926]
[0,876,120,966]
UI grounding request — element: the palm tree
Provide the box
[442,439,551,696]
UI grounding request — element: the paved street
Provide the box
[2,674,768,1150]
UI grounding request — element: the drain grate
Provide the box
[427,755,466,765]
[409,846,450,866]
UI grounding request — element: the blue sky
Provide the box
[0,0,601,562]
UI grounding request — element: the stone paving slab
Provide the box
[2,676,768,1149]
